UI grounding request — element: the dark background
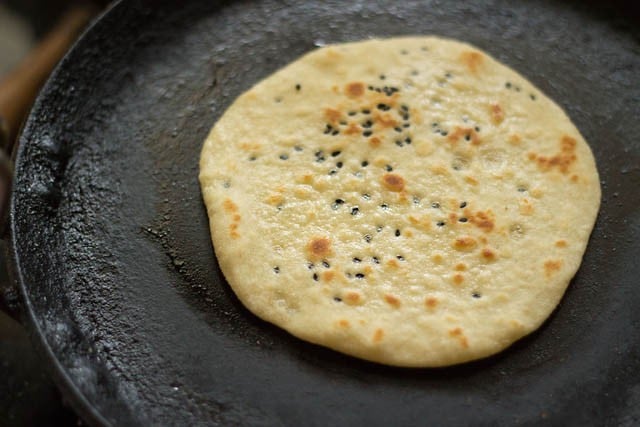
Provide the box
[0,0,638,426]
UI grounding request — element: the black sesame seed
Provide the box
[331,130,339,136]
[459,217,468,223]
[472,292,481,299]
[336,162,343,168]
[279,154,289,160]
[362,193,370,200]
[331,150,341,157]
[316,156,325,162]
[249,156,256,161]
[432,122,439,127]
[362,109,370,114]
[440,131,448,136]
[362,120,373,128]
[395,140,404,147]
[505,82,512,88]
[372,256,380,264]
[377,103,391,111]
[353,257,362,263]
[379,74,386,80]
[395,229,401,237]
[464,134,471,141]
[322,261,330,268]
[363,130,373,137]
[375,88,382,93]
[376,225,383,232]
[294,146,303,151]
[313,273,319,281]
[380,203,389,210]
[274,266,280,273]
[402,113,410,120]
[295,84,301,91]
[445,72,452,79]
[475,126,481,132]
[355,273,365,279]
[385,165,393,171]
[405,137,412,144]
[368,85,374,90]
[394,127,403,133]
[460,201,467,208]
[530,94,536,101]
[411,70,419,76]
[329,170,337,175]
[401,49,408,55]
[401,105,409,111]
[437,221,446,227]
[348,111,357,116]
[334,296,342,302]
[364,234,372,243]
[431,202,440,209]
[339,120,347,126]
[413,196,420,204]
[335,198,345,205]
[361,160,369,167]
[515,86,521,92]
[396,255,405,261]
[351,207,359,215]
[403,123,410,128]
[517,186,527,192]
[307,262,314,270]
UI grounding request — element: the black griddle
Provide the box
[5,0,640,425]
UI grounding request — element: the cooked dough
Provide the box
[199,37,600,367]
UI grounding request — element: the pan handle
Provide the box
[0,6,98,320]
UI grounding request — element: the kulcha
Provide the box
[199,37,600,367]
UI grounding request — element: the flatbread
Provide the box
[199,36,600,367]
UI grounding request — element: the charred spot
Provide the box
[333,296,342,302]
[385,165,393,172]
[274,266,280,274]
[395,229,401,237]
[459,217,468,223]
[351,206,360,215]
[353,257,362,263]
[405,137,412,144]
[472,292,481,298]
[361,160,369,167]
[396,255,405,261]
[295,84,301,91]
[313,273,319,281]
[355,273,365,279]
[377,103,391,111]
[363,130,373,137]
[331,150,341,157]
[459,201,467,208]
[336,162,343,168]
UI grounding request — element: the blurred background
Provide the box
[0,0,637,426]
[0,2,106,425]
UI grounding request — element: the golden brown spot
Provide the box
[425,297,438,308]
[223,198,238,213]
[490,103,505,125]
[449,212,458,222]
[530,135,578,174]
[460,51,484,74]
[306,237,332,260]
[509,134,522,145]
[447,126,481,146]
[363,265,373,275]
[345,292,361,305]
[386,259,400,269]
[452,273,464,285]
[481,247,497,261]
[239,142,262,151]
[345,82,365,98]
[519,198,535,215]
[381,173,405,192]
[373,111,398,128]
[571,174,579,183]
[544,260,563,276]
[468,210,495,232]
[322,271,335,282]
[448,327,469,348]
[384,294,401,307]
[404,230,414,238]
[373,328,384,343]
[465,176,479,185]
[265,194,284,206]
[432,253,444,263]
[453,236,478,251]
[366,137,380,148]
[344,123,362,135]
[338,319,350,328]
[455,263,467,271]
[555,240,568,248]
[230,231,239,239]
[233,214,241,222]
[324,108,342,125]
